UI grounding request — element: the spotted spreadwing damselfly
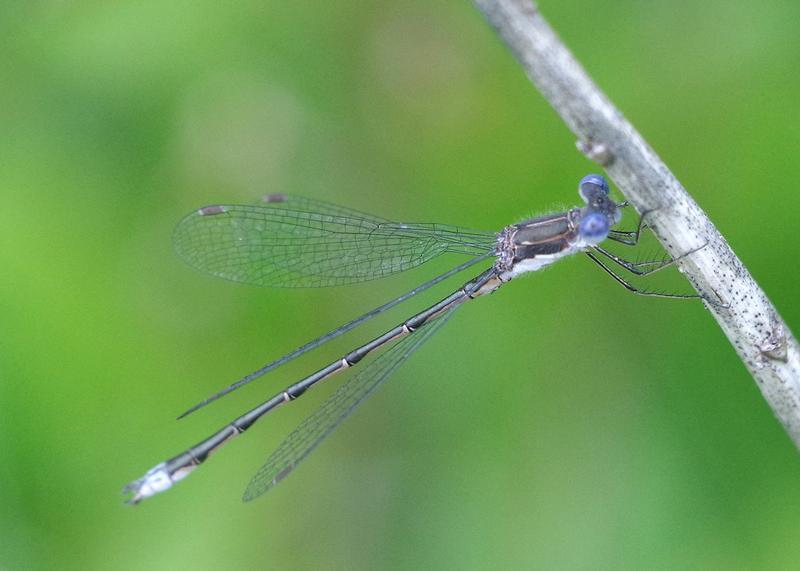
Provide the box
[124,174,712,504]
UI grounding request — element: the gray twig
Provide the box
[474,0,800,447]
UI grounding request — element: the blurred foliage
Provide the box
[1,1,799,569]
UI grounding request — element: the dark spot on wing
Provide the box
[263,193,287,203]
[198,205,226,216]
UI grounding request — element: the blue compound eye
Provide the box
[579,174,610,202]
[579,212,610,243]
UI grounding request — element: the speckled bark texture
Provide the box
[475,0,800,447]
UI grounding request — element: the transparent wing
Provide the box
[173,195,496,288]
[242,305,458,501]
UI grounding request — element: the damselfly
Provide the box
[124,174,708,504]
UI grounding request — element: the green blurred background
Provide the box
[2,1,799,569]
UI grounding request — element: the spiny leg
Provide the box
[590,241,708,278]
[585,250,708,301]
[595,208,728,306]
[607,208,654,246]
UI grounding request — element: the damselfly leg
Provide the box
[588,213,722,304]
[607,207,652,246]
